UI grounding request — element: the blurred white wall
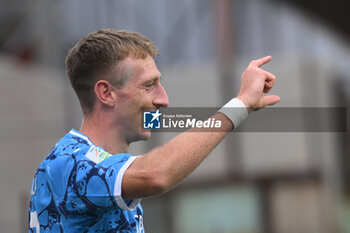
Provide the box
[0,56,69,232]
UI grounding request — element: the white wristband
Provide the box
[218,98,248,129]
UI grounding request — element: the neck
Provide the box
[79,114,130,155]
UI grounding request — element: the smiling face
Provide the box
[112,55,169,143]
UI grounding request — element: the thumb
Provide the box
[260,95,281,107]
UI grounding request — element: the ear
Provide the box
[94,80,116,107]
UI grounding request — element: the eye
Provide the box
[144,80,156,89]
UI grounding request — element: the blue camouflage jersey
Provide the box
[29,129,144,233]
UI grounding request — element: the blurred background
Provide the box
[0,0,350,232]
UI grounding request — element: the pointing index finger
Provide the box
[251,56,272,67]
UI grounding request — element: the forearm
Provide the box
[122,56,280,200]
[122,112,233,199]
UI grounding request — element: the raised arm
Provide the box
[122,56,281,199]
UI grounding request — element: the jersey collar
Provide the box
[69,129,93,145]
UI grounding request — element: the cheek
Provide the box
[117,90,138,108]
[116,88,153,117]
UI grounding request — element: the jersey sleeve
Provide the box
[46,149,140,221]
[96,153,141,210]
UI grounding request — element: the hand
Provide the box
[236,56,281,112]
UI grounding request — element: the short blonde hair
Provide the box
[65,29,159,114]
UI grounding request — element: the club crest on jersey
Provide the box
[86,145,112,164]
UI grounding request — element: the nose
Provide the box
[153,84,169,108]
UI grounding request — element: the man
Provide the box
[29,29,280,232]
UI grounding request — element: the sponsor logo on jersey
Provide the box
[86,145,113,163]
